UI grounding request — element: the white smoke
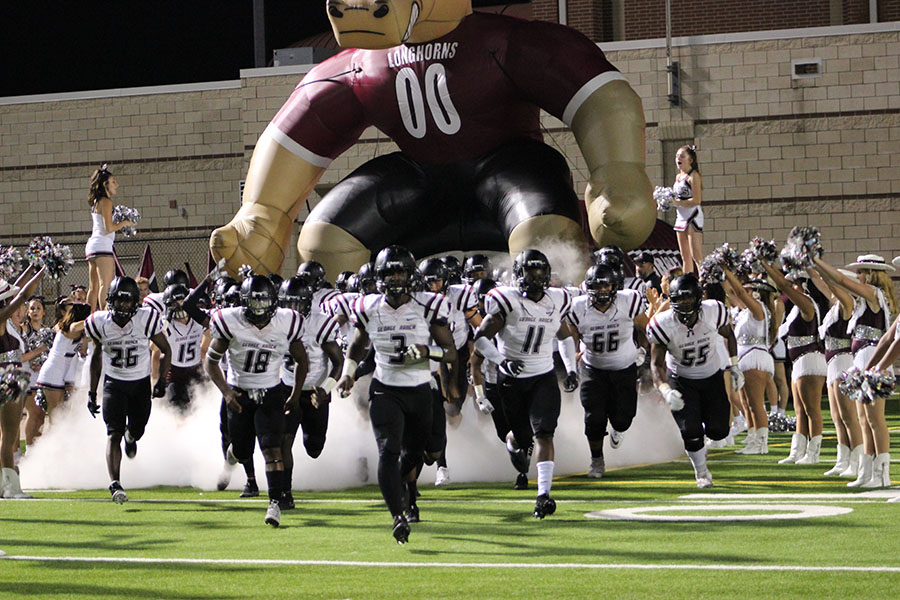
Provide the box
[20,376,684,492]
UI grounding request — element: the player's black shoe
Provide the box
[240,478,259,498]
[279,490,295,510]
[405,503,420,523]
[109,480,128,504]
[392,515,410,544]
[515,472,529,490]
[533,494,556,519]
[509,444,533,474]
[124,430,137,459]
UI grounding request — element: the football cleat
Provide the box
[609,429,624,449]
[265,499,281,527]
[435,466,450,487]
[241,478,260,498]
[588,456,606,479]
[696,470,714,489]
[533,494,557,519]
[109,481,128,504]
[509,445,533,474]
[392,515,410,544]
[405,503,420,523]
[216,461,234,491]
[123,430,137,459]
[279,490,295,510]
[225,444,238,466]
[514,472,529,490]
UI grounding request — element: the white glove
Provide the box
[661,386,684,411]
[729,365,745,392]
[210,257,227,281]
[475,395,495,414]
[634,347,647,368]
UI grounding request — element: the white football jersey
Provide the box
[485,286,572,378]
[568,289,644,370]
[350,292,451,387]
[624,276,648,298]
[165,318,206,368]
[143,291,165,314]
[281,311,340,390]
[325,291,359,348]
[647,300,729,379]
[314,287,341,317]
[210,307,303,389]
[84,307,163,381]
[445,283,476,349]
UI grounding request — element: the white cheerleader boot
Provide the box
[824,444,850,476]
[0,468,33,499]
[748,428,769,455]
[861,453,892,489]
[847,454,874,488]
[686,447,713,489]
[839,445,863,478]
[796,435,822,465]
[735,429,758,454]
[778,433,808,464]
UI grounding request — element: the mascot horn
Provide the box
[211,0,654,278]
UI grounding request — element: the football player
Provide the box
[143,269,190,314]
[296,261,340,317]
[336,246,456,544]
[463,254,492,285]
[646,274,741,488]
[566,263,648,478]
[205,275,309,527]
[277,277,343,509]
[159,283,207,411]
[472,249,575,518]
[84,277,172,504]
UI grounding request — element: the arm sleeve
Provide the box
[183,280,210,326]
[558,337,577,373]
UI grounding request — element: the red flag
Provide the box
[112,249,126,278]
[137,244,159,293]
[207,249,216,276]
[184,262,198,288]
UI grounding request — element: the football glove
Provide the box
[152,379,167,398]
[662,387,684,412]
[87,391,100,418]
[563,371,579,392]
[499,359,525,377]
[729,365,745,392]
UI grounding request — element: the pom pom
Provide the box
[238,264,255,280]
[840,368,895,404]
[112,205,141,238]
[26,236,53,268]
[0,367,31,408]
[698,243,740,286]
[741,237,777,276]
[780,226,822,276]
[653,186,677,212]
[0,246,23,282]
[25,236,74,280]
[27,328,55,369]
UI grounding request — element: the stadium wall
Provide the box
[0,23,898,279]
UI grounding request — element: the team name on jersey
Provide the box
[387,43,459,68]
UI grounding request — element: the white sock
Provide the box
[777,407,785,415]
[537,461,554,496]
[506,437,516,453]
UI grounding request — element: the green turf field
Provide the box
[3,407,900,599]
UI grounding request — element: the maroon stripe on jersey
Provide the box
[211,311,232,340]
[567,310,580,326]
[422,294,438,320]
[84,316,98,341]
[649,320,671,345]
[144,312,154,337]
[716,302,724,329]
[488,289,513,317]
[318,289,339,308]
[144,296,163,313]
[354,297,369,324]
[315,316,330,342]
[287,311,299,342]
[628,293,639,318]
[560,291,571,316]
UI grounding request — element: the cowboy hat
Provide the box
[0,279,21,302]
[743,278,776,294]
[845,254,896,272]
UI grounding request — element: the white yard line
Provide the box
[2,552,900,572]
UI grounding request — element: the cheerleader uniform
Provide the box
[735,304,774,375]
[36,330,83,390]
[849,290,891,373]
[84,209,115,260]
[779,300,826,381]
[820,304,853,386]
[672,170,704,232]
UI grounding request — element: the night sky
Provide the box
[0,1,331,98]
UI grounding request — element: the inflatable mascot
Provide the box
[211,0,654,277]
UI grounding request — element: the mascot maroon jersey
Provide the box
[270,12,622,166]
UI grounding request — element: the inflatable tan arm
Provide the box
[571,79,654,250]
[210,135,325,276]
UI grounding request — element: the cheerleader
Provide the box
[762,263,828,465]
[85,164,134,311]
[813,255,897,488]
[671,146,703,274]
[0,266,45,499]
[20,298,53,448]
[35,302,91,418]
[807,267,863,478]
[723,269,776,455]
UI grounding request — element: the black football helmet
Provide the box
[669,274,703,325]
[356,262,376,295]
[107,277,140,323]
[163,269,190,288]
[346,274,359,293]
[268,273,284,289]
[592,247,625,291]
[296,261,327,291]
[419,258,448,293]
[513,249,551,297]
[375,246,416,299]
[163,283,190,321]
[240,275,278,326]
[464,254,492,283]
[278,276,313,316]
[442,255,462,285]
[584,264,617,307]
[213,276,239,307]
[335,270,354,293]
[471,278,497,315]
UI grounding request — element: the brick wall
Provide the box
[1,27,899,274]
[532,0,559,23]
[881,0,900,22]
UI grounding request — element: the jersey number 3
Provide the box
[395,64,461,139]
